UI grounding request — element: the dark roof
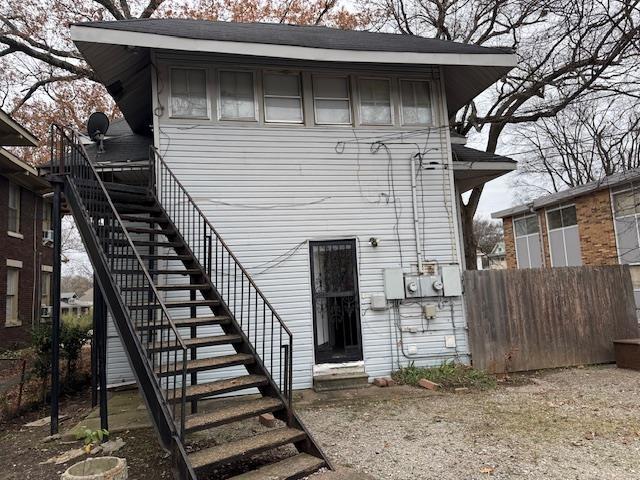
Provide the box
[451,144,516,165]
[76,19,512,56]
[492,167,640,219]
[84,118,151,164]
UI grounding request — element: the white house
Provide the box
[70,19,517,390]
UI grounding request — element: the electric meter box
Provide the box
[383,268,405,300]
[404,275,441,298]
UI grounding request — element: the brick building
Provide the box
[492,169,640,308]
[0,110,52,347]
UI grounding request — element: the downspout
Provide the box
[410,154,423,274]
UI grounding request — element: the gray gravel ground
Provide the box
[298,366,640,480]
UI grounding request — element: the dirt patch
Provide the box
[298,366,640,480]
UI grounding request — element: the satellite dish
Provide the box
[86,112,109,153]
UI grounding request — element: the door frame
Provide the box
[309,238,364,364]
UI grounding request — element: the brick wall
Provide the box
[574,189,618,266]
[502,217,518,269]
[0,175,53,348]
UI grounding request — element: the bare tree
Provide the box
[362,0,640,268]
[515,99,640,194]
[473,217,503,256]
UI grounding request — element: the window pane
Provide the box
[171,69,207,117]
[526,216,539,234]
[561,206,577,227]
[401,80,432,125]
[514,218,527,237]
[359,79,391,124]
[528,235,543,267]
[264,97,303,123]
[314,77,349,99]
[516,237,530,268]
[264,73,300,97]
[614,191,635,217]
[6,269,19,325]
[564,226,582,266]
[315,99,351,124]
[220,71,255,120]
[8,183,20,233]
[547,209,562,230]
[616,217,640,263]
[549,229,567,266]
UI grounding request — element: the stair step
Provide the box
[149,334,242,352]
[119,214,169,224]
[144,268,201,276]
[125,226,174,236]
[138,315,231,330]
[108,191,154,203]
[102,182,149,195]
[185,396,282,433]
[133,239,182,248]
[157,353,255,377]
[189,427,306,470]
[163,299,219,308]
[114,202,162,213]
[111,254,192,261]
[228,453,325,480]
[171,375,269,404]
[123,283,209,292]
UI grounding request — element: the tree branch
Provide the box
[10,74,82,113]
[139,0,166,19]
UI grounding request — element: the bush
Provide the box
[392,361,497,391]
[61,314,91,384]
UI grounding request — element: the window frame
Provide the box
[545,204,582,267]
[399,78,434,127]
[5,267,20,327]
[513,213,542,269]
[216,69,259,122]
[261,70,304,124]
[356,76,394,126]
[41,270,52,308]
[611,185,640,265]
[312,74,353,126]
[168,67,210,120]
[8,181,20,235]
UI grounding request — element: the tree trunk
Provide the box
[459,184,484,270]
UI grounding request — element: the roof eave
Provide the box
[0,110,39,147]
[70,25,517,68]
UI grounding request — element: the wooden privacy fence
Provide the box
[464,266,639,373]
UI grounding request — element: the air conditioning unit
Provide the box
[42,230,54,245]
[40,306,53,318]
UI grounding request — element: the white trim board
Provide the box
[71,26,518,67]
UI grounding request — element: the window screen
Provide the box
[400,80,432,125]
[546,205,582,267]
[358,78,392,125]
[514,215,542,268]
[6,268,20,326]
[170,68,208,118]
[8,182,20,233]
[41,271,52,308]
[313,76,351,125]
[219,71,256,120]
[263,72,303,123]
[613,190,640,264]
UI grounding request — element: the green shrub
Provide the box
[392,361,497,391]
[61,315,91,383]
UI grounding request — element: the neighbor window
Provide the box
[41,271,52,309]
[546,205,582,267]
[5,268,20,326]
[613,187,640,264]
[513,214,543,268]
[42,203,52,232]
[263,72,303,123]
[219,70,256,121]
[358,78,392,125]
[400,80,432,125]
[170,68,208,118]
[8,182,20,233]
[313,76,351,125]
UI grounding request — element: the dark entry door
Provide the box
[310,239,363,364]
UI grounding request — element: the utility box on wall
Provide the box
[384,268,405,300]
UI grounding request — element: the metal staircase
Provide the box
[50,125,330,479]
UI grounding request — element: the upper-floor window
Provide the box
[546,204,582,267]
[613,188,640,264]
[170,68,208,118]
[263,72,303,123]
[313,75,352,125]
[5,267,20,326]
[219,70,256,121]
[400,80,432,125]
[358,78,392,125]
[514,214,543,268]
[8,182,20,234]
[43,203,52,232]
[41,270,52,309]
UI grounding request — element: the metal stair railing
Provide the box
[151,148,294,411]
[50,125,190,444]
